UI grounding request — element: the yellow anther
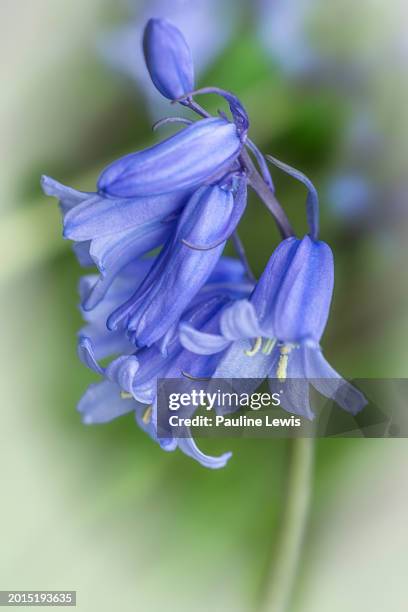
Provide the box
[120,391,133,400]
[280,345,292,356]
[262,338,276,355]
[245,336,263,357]
[142,405,153,425]
[276,344,294,381]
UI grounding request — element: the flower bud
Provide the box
[143,18,194,100]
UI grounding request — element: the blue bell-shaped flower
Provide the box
[251,235,334,344]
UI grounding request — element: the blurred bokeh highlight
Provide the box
[1,1,407,610]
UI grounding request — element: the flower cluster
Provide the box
[42,18,366,469]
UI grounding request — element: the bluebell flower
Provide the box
[107,177,248,347]
[143,18,194,100]
[98,116,246,198]
[180,235,367,419]
[257,0,320,77]
[77,257,252,469]
[327,174,373,222]
[42,15,367,469]
[41,175,191,309]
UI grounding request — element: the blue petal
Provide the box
[155,324,179,357]
[253,236,334,344]
[143,18,194,100]
[208,256,246,284]
[79,260,152,321]
[273,236,334,344]
[304,345,367,415]
[83,221,172,310]
[105,355,140,395]
[177,437,232,469]
[89,220,170,276]
[250,237,299,336]
[77,336,104,374]
[41,176,94,267]
[97,118,241,197]
[41,175,89,215]
[72,241,93,267]
[182,176,247,250]
[167,350,222,381]
[134,401,177,451]
[78,381,135,424]
[107,185,234,345]
[178,296,260,357]
[79,274,99,302]
[79,324,133,361]
[213,339,273,379]
[179,323,230,355]
[63,190,188,241]
[132,294,229,398]
[131,345,174,403]
[219,299,262,340]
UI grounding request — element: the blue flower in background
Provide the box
[327,174,373,222]
[257,0,320,76]
[42,17,367,468]
[325,112,383,225]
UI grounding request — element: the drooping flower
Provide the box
[107,177,248,347]
[77,257,252,469]
[97,116,246,198]
[180,235,367,419]
[41,175,189,309]
[42,13,367,470]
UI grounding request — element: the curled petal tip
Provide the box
[177,437,233,469]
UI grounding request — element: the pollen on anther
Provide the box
[120,391,133,400]
[142,405,153,424]
[245,336,263,357]
[262,338,276,355]
[276,344,293,381]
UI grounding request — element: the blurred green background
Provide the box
[1,1,407,610]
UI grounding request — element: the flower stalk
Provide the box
[240,148,295,239]
[261,437,315,612]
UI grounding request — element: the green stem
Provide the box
[261,437,315,612]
